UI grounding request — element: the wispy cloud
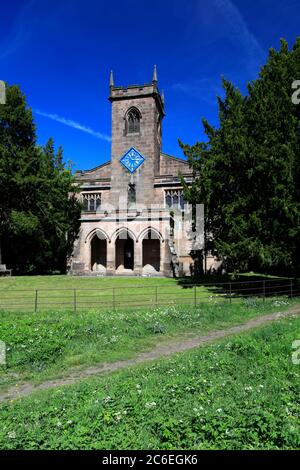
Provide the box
[0,0,36,60]
[172,0,265,102]
[172,78,223,106]
[33,109,111,142]
[212,0,265,73]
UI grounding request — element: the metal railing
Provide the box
[0,278,299,312]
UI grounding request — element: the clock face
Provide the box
[120,147,145,173]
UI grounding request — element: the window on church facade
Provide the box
[128,183,136,207]
[126,108,140,134]
[165,190,185,210]
[82,193,101,212]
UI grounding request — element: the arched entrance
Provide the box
[91,234,107,272]
[115,233,134,271]
[142,230,160,272]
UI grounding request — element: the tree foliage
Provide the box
[0,84,81,274]
[181,39,300,275]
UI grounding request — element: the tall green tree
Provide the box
[0,84,81,273]
[181,39,300,275]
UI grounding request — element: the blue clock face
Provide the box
[120,147,145,173]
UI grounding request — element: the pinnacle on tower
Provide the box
[161,89,165,105]
[109,70,114,87]
[152,64,158,83]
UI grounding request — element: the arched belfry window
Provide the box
[126,108,140,134]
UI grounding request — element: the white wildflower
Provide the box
[145,401,157,409]
[103,396,112,404]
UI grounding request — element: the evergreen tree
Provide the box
[181,39,300,275]
[0,84,81,273]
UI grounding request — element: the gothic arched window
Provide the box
[82,193,101,212]
[126,108,140,134]
[165,190,186,211]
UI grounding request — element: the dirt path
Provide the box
[1,305,300,404]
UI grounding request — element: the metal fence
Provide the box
[0,278,299,312]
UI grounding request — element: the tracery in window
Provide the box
[82,193,101,212]
[165,190,186,210]
[126,108,140,134]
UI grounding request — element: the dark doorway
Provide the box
[91,236,107,271]
[115,234,134,270]
[124,238,134,270]
[142,232,160,272]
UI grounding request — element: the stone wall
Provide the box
[75,161,111,181]
[70,213,174,277]
[160,153,192,176]
[70,78,199,277]
[109,83,164,208]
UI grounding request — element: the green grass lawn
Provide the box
[0,274,296,311]
[0,275,177,290]
[1,313,299,450]
[0,295,298,390]
[0,275,215,311]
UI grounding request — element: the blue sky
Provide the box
[1,0,300,171]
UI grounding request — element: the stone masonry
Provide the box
[70,68,215,277]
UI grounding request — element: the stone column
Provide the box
[134,239,143,276]
[106,240,115,275]
[161,240,172,276]
[160,240,165,273]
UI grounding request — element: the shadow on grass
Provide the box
[177,273,300,300]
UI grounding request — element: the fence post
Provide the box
[229,282,232,304]
[263,280,266,302]
[74,289,77,313]
[290,279,293,298]
[113,287,116,311]
[35,290,38,312]
[194,285,197,307]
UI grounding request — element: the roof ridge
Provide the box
[160,152,189,163]
[75,160,111,174]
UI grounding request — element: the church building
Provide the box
[70,67,198,277]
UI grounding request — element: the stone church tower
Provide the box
[70,67,213,277]
[109,65,164,207]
